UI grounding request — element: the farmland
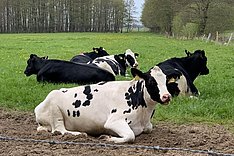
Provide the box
[0,32,234,155]
[0,32,233,125]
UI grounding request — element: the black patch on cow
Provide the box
[94,89,98,92]
[72,100,82,108]
[82,100,90,106]
[98,81,107,85]
[73,110,80,117]
[74,93,77,98]
[167,82,180,97]
[83,86,91,95]
[144,73,161,103]
[126,55,135,67]
[67,110,71,116]
[81,86,93,107]
[111,109,117,113]
[86,94,93,100]
[123,108,131,114]
[150,109,155,119]
[125,118,132,125]
[125,81,146,110]
[125,93,130,100]
[62,90,68,93]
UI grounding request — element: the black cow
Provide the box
[157,49,209,96]
[24,54,115,84]
[70,47,109,63]
[91,49,139,76]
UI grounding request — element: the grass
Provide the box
[0,32,233,127]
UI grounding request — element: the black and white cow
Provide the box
[35,66,171,143]
[91,49,139,76]
[24,54,115,84]
[157,49,209,97]
[70,47,109,64]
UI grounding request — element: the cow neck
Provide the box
[34,58,49,72]
[114,55,126,73]
[178,57,200,82]
[129,79,156,118]
[185,56,200,81]
[138,80,157,106]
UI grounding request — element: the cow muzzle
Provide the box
[161,93,171,104]
[24,70,32,76]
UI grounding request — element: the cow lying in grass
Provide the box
[24,54,115,84]
[157,49,209,97]
[91,49,139,76]
[35,66,171,143]
[70,47,109,64]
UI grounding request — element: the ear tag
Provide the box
[168,77,176,83]
[134,75,140,81]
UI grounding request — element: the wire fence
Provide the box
[0,135,233,156]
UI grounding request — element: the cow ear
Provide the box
[135,53,139,58]
[93,48,98,53]
[131,68,146,80]
[42,56,48,59]
[201,50,205,56]
[185,50,192,56]
[30,54,37,59]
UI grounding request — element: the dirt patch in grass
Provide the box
[0,108,233,156]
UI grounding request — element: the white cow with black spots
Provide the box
[35,66,171,143]
[91,49,139,76]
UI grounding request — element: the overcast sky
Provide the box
[134,0,144,19]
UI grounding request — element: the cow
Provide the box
[157,49,209,97]
[24,54,115,84]
[91,49,139,76]
[70,47,109,64]
[34,66,171,143]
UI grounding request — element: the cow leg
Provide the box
[104,119,135,143]
[52,118,83,136]
[143,122,153,134]
[51,109,83,136]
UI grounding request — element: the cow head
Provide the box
[24,54,45,76]
[93,47,109,57]
[186,50,209,76]
[125,49,139,68]
[131,66,171,104]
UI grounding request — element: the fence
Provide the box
[202,32,233,45]
[0,135,233,156]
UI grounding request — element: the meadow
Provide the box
[0,32,233,127]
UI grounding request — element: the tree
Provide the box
[142,0,234,36]
[124,0,136,32]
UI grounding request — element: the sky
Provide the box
[134,0,144,19]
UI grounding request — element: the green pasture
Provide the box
[0,32,233,127]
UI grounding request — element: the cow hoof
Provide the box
[37,126,49,132]
[80,132,88,137]
[98,135,110,141]
[52,131,62,136]
[189,96,198,99]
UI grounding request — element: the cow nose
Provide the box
[161,94,171,104]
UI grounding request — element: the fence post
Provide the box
[215,31,219,42]
[226,33,233,46]
[206,33,211,42]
